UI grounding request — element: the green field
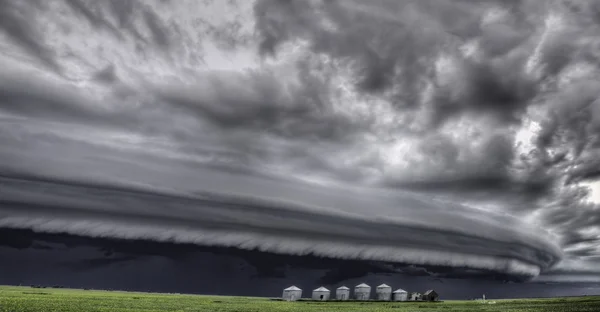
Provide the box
[1,286,599,312]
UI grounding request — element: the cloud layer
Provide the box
[0,174,561,278]
[1,0,599,282]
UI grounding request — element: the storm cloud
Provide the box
[1,0,599,285]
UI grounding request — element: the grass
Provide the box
[1,285,600,312]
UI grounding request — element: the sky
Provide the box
[1,0,600,297]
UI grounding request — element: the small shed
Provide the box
[375,284,392,301]
[282,286,302,301]
[312,286,330,301]
[422,289,439,301]
[392,288,408,301]
[409,292,422,301]
[335,286,350,300]
[354,283,371,300]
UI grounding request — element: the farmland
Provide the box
[1,285,599,312]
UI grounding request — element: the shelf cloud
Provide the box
[0,174,561,278]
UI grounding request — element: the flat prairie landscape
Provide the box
[1,286,599,312]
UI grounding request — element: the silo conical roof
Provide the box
[284,286,301,291]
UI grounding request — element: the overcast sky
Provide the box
[1,0,600,289]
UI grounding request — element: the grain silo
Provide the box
[376,284,392,301]
[311,286,330,301]
[392,289,408,301]
[282,286,302,301]
[354,283,371,300]
[335,286,350,300]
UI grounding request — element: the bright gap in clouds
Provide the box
[580,182,600,204]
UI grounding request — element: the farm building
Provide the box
[312,286,330,301]
[335,286,350,300]
[354,283,371,300]
[282,286,302,301]
[392,289,408,301]
[409,292,422,301]
[375,284,392,301]
[422,289,439,301]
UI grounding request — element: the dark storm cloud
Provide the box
[0,0,62,73]
[0,60,371,185]
[142,9,172,49]
[252,0,600,262]
[107,0,136,28]
[385,178,551,200]
[93,64,118,84]
[253,0,540,125]
[155,67,363,143]
[0,0,599,284]
[0,70,139,130]
[249,0,565,202]
[106,0,149,43]
[63,0,123,40]
[0,174,562,277]
[531,256,600,283]
[380,132,519,191]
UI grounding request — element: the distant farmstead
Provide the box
[422,290,439,301]
[335,286,350,300]
[282,286,302,301]
[279,283,439,302]
[375,284,392,301]
[393,289,408,301]
[312,287,330,301]
[354,283,371,300]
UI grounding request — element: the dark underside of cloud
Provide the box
[2,227,599,299]
[0,228,519,283]
[1,0,600,289]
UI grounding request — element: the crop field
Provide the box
[1,286,600,312]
